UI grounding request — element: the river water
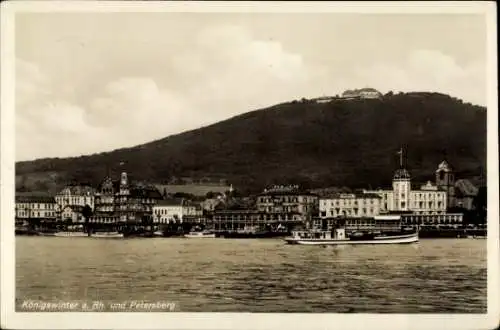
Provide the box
[16,237,486,313]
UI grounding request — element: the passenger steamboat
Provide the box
[284,227,418,245]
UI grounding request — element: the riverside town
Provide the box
[15,148,487,243]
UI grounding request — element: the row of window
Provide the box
[57,197,93,205]
[17,203,56,209]
[258,206,299,213]
[411,201,444,209]
[214,215,301,222]
[320,199,378,207]
[402,215,462,222]
[320,207,378,217]
[411,193,446,200]
[402,219,462,225]
[153,218,182,224]
[17,211,56,217]
[258,196,316,204]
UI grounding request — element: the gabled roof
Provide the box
[436,160,453,172]
[58,185,96,196]
[393,168,411,180]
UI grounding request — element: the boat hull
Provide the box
[284,233,419,245]
[91,232,124,238]
[184,233,216,238]
[54,231,89,237]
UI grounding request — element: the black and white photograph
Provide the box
[1,1,498,330]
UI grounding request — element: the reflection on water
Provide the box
[16,237,486,313]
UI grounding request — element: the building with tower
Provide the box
[362,148,448,214]
[90,171,163,229]
[435,160,456,208]
[356,148,463,228]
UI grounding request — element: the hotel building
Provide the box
[152,199,203,224]
[15,195,58,228]
[318,151,464,230]
[319,193,381,218]
[256,185,318,221]
[55,185,96,211]
[361,158,463,227]
[91,172,163,226]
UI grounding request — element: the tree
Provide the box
[472,187,487,224]
[82,205,93,233]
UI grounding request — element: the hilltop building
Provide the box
[341,88,382,100]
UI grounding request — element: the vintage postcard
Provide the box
[1,1,498,329]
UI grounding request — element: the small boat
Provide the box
[284,227,418,245]
[184,231,216,238]
[54,231,89,237]
[91,231,124,238]
[38,231,57,236]
[153,231,164,237]
[467,235,487,239]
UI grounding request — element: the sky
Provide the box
[15,11,489,161]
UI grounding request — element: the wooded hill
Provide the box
[16,92,486,195]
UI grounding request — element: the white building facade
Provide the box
[364,167,447,215]
[152,199,202,224]
[319,193,381,218]
[55,185,95,211]
[60,205,86,223]
[15,195,58,221]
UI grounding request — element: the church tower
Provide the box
[392,148,411,211]
[120,171,129,195]
[435,160,455,208]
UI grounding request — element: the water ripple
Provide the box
[16,237,486,313]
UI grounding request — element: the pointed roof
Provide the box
[393,168,411,180]
[436,160,453,172]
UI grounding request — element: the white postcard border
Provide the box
[1,1,498,330]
